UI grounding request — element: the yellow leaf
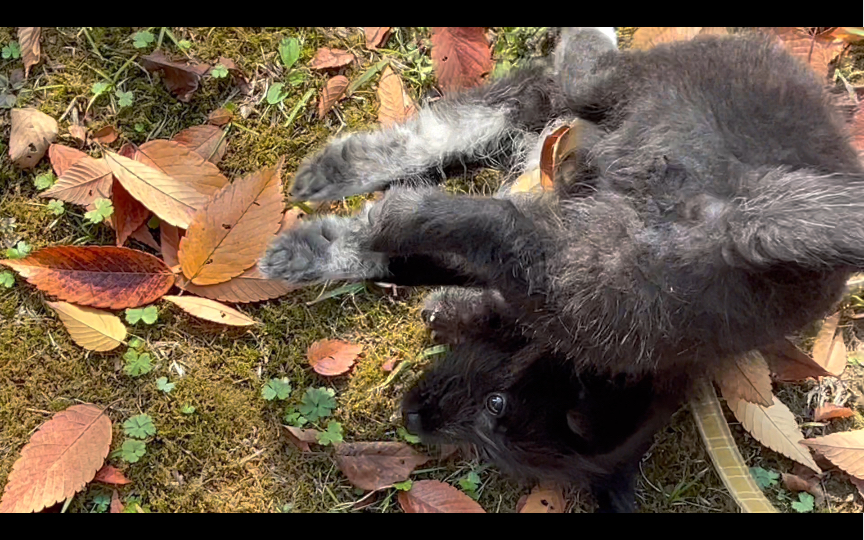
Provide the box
[163,295,257,326]
[46,301,126,352]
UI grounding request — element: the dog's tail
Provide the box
[725,167,864,269]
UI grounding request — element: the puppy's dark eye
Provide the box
[485,393,506,416]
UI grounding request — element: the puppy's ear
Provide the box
[566,409,594,440]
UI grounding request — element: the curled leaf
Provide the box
[163,295,257,327]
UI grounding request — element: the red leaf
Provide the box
[307,339,362,376]
[94,465,131,486]
[398,479,485,513]
[48,144,88,177]
[309,48,355,70]
[335,442,428,491]
[430,27,493,93]
[112,178,150,247]
[141,51,211,102]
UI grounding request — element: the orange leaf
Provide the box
[1,246,175,310]
[110,490,123,513]
[518,485,565,513]
[760,339,833,382]
[335,442,428,491]
[91,125,118,144]
[48,144,88,177]
[319,75,350,117]
[133,139,229,198]
[398,479,485,513]
[180,267,296,303]
[802,430,864,479]
[9,108,58,169]
[179,162,284,285]
[17,27,41,77]
[769,27,848,78]
[0,404,112,513]
[309,48,355,70]
[41,154,112,206]
[160,222,182,268]
[814,404,856,422]
[377,65,418,128]
[430,27,492,93]
[365,27,391,49]
[141,51,211,102]
[381,357,400,373]
[112,179,150,247]
[94,465,131,486]
[172,125,228,165]
[162,295,257,326]
[307,339,362,376]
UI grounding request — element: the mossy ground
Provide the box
[0,27,862,513]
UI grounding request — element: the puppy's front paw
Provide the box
[291,140,366,201]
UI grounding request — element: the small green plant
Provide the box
[211,64,229,79]
[34,172,55,190]
[125,305,158,325]
[156,377,175,394]
[134,123,147,133]
[287,70,307,87]
[177,39,192,51]
[91,81,111,97]
[279,37,300,70]
[283,406,308,427]
[85,198,114,224]
[266,83,288,105]
[791,492,815,513]
[397,426,420,444]
[90,491,111,513]
[299,387,336,423]
[2,41,21,60]
[0,270,14,288]
[749,467,779,490]
[123,350,153,377]
[262,377,292,401]
[458,470,482,500]
[123,414,156,439]
[393,480,413,491]
[180,404,196,415]
[5,241,31,259]
[46,200,65,216]
[115,89,134,108]
[128,337,144,349]
[315,421,344,446]
[121,496,150,513]
[119,439,147,463]
[132,30,155,49]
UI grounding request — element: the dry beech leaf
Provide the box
[770,27,848,77]
[208,108,234,127]
[42,154,112,206]
[717,350,774,407]
[162,295,257,327]
[104,150,204,229]
[133,140,229,198]
[160,222,182,268]
[45,301,127,352]
[2,246,175,310]
[802,430,864,479]
[518,485,565,513]
[727,394,821,473]
[10,108,58,169]
[112,179,150,247]
[0,404,112,513]
[93,465,131,486]
[631,27,727,50]
[17,27,41,77]
[180,267,296,304]
[814,404,856,422]
[309,48,355,70]
[48,144,88,177]
[179,162,283,285]
[110,490,123,514]
[377,65,418,128]
[91,125,118,144]
[172,124,228,165]
[307,339,363,376]
[430,27,493,93]
[319,75,350,117]
[365,27,391,49]
[398,479,485,513]
[811,312,847,376]
[335,442,428,491]
[284,426,321,453]
[141,51,211,102]
[760,339,832,382]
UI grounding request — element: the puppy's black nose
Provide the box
[403,411,423,437]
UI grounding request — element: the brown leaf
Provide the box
[48,144,88,177]
[179,162,283,285]
[133,139,229,198]
[117,142,136,159]
[94,465,131,486]
[0,404,112,513]
[68,125,87,146]
[112,179,150,247]
[802,430,864,479]
[365,27,391,49]
[760,339,833,382]
[171,125,228,166]
[377,65,418,128]
[208,108,234,127]
[781,472,825,503]
[309,48,355,70]
[829,27,864,44]
[518,485,565,513]
[277,207,305,235]
[717,351,774,407]
[10,108,58,169]
[318,75,350,117]
[284,426,321,453]
[814,404,856,422]
[17,27,41,77]
[381,357,400,373]
[850,475,864,498]
[129,222,160,252]
[334,442,428,491]
[110,490,123,514]
[811,312,847,376]
[307,339,363,376]
[727,394,821,473]
[398,479,485,513]
[1,246,175,310]
[180,267,296,303]
[91,125,118,144]
[45,301,127,352]
[769,28,847,78]
[160,223,182,268]
[539,120,584,191]
[141,51,211,102]
[162,295,257,326]
[216,56,251,95]
[430,27,493,93]
[41,154,112,206]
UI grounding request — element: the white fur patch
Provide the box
[590,27,618,48]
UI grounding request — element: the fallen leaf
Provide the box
[284,426,321,453]
[631,27,728,50]
[334,442,428,491]
[9,108,58,169]
[162,295,257,327]
[539,121,584,190]
[309,48,355,70]
[381,357,400,372]
[17,27,41,77]
[141,51,211,102]
[41,154,112,206]
[160,223,182,268]
[112,179,150,247]
[208,108,234,126]
[180,267,296,303]
[216,56,251,94]
[93,465,131,486]
[129,222,160,252]
[68,125,87,146]
[811,313,847,376]
[781,472,825,503]
[133,139,229,198]
[307,339,363,376]
[45,301,126,352]
[91,126,118,144]
[318,75,350,117]
[398,479,485,513]
[365,27,391,49]
[814,404,856,422]
[0,404,112,513]
[110,490,123,513]
[727,394,821,473]
[48,144,88,177]
[117,142,136,159]
[277,207,305,235]
[829,27,864,44]
[2,246,174,310]
[760,339,833,382]
[518,485,565,513]
[171,125,228,165]
[717,350,774,407]
[430,27,493,93]
[770,27,848,77]
[179,162,283,285]
[377,65,418,128]
[802,430,864,479]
